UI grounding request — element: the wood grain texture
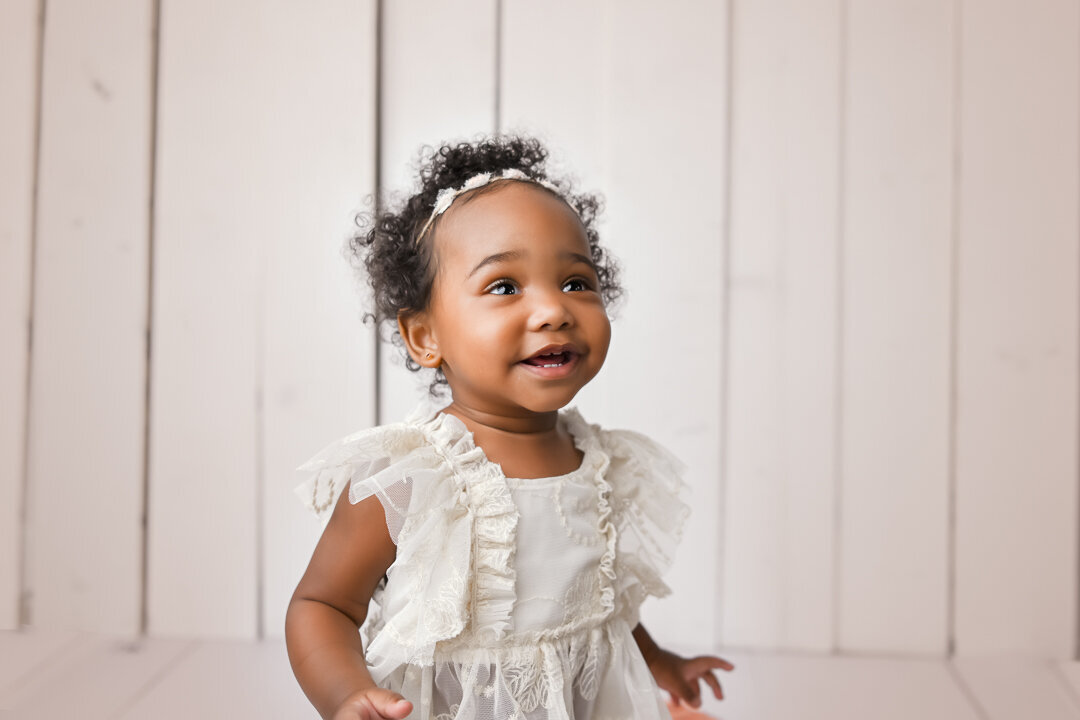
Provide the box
[115,639,314,719]
[722,0,841,652]
[838,0,955,654]
[11,633,1080,719]
[25,0,153,634]
[0,630,78,704]
[1057,663,1080,709]
[149,0,266,637]
[0,0,39,631]
[260,0,378,639]
[502,0,729,649]
[952,658,1080,720]
[953,0,1079,657]
[700,651,980,720]
[0,635,192,719]
[377,0,498,424]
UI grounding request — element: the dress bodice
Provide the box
[295,403,690,720]
[505,466,604,635]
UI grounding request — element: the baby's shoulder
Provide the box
[293,412,447,527]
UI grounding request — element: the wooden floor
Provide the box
[2,631,1079,719]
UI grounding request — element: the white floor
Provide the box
[1,631,1079,720]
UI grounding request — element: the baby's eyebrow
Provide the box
[468,250,524,278]
[466,249,597,278]
[562,252,597,271]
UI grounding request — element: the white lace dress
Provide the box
[295,404,689,720]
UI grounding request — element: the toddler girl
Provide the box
[286,136,733,720]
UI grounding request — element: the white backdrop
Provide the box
[1,0,1076,660]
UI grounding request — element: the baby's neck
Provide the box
[443,401,559,436]
[443,401,582,479]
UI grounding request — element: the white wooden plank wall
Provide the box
[0,0,40,632]
[24,0,153,635]
[600,1,728,652]
[839,0,955,655]
[954,0,1079,657]
[2,0,1078,662]
[149,0,262,638]
[723,0,841,652]
[150,0,379,639]
[259,1,378,639]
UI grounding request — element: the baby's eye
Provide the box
[562,277,591,293]
[486,280,518,296]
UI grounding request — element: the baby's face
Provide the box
[419,182,610,417]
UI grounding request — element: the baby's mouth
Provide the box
[521,350,577,368]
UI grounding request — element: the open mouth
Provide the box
[519,344,581,375]
[522,350,576,368]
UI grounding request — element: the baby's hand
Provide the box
[332,687,413,720]
[645,648,734,708]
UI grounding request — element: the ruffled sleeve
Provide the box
[293,409,474,671]
[294,421,431,533]
[598,427,691,625]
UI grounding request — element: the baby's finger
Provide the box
[699,656,734,673]
[367,688,413,719]
[680,677,702,708]
[691,654,735,672]
[702,669,724,700]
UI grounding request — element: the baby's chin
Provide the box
[516,384,592,415]
[443,370,598,417]
[515,366,604,413]
[461,390,584,418]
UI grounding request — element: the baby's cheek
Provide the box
[590,314,612,366]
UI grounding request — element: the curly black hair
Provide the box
[348,135,622,389]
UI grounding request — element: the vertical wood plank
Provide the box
[500,1,608,187]
[0,0,39,630]
[839,0,955,655]
[26,0,153,634]
[604,1,728,653]
[722,0,841,652]
[954,0,1079,658]
[378,0,498,424]
[149,0,261,637]
[260,0,378,639]
[502,0,729,651]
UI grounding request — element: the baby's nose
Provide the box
[528,290,574,330]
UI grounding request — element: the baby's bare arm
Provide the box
[285,489,404,719]
[633,623,735,707]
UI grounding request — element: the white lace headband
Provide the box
[414,168,564,245]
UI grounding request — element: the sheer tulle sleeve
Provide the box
[601,428,691,625]
[292,414,476,670]
[293,422,436,540]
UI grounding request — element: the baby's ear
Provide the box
[397,311,442,368]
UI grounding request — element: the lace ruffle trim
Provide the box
[412,405,622,646]
[558,410,619,634]
[420,409,520,644]
[601,426,691,617]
